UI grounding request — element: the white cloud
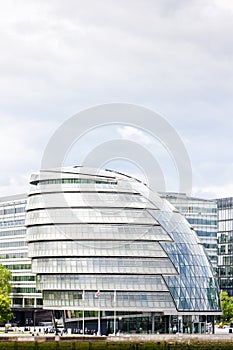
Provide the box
[0,0,232,198]
[117,126,155,145]
[0,114,59,195]
[193,184,233,200]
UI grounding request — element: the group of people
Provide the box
[72,328,97,335]
[18,326,67,335]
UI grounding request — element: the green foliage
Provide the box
[0,264,12,322]
[0,263,12,295]
[220,291,233,321]
[0,294,12,322]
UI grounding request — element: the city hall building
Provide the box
[161,193,218,272]
[25,167,221,334]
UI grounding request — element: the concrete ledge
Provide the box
[107,334,233,344]
[0,333,233,344]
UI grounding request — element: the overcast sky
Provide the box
[1,0,233,199]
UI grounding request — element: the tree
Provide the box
[220,291,233,321]
[0,295,12,323]
[0,264,12,322]
[0,264,12,295]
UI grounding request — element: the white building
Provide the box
[25,167,221,334]
[0,194,44,325]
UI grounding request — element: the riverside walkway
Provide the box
[0,331,233,349]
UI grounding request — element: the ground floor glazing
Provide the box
[64,312,215,335]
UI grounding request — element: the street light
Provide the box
[34,310,37,329]
[118,317,122,334]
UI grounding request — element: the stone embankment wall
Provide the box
[0,334,233,349]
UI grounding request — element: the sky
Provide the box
[1,0,233,199]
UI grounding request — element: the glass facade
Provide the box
[217,197,233,295]
[25,167,221,326]
[0,194,43,324]
[162,193,218,271]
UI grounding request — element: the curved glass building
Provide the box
[26,167,221,334]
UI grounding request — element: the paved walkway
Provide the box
[0,326,233,344]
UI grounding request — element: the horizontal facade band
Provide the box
[26,223,173,243]
[31,257,178,275]
[28,241,168,258]
[37,274,169,292]
[42,290,176,311]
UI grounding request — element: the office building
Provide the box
[0,194,44,325]
[25,167,221,334]
[217,197,233,296]
[162,193,218,271]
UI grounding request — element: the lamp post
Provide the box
[34,310,37,330]
[118,317,122,334]
[82,290,85,335]
[113,290,116,336]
